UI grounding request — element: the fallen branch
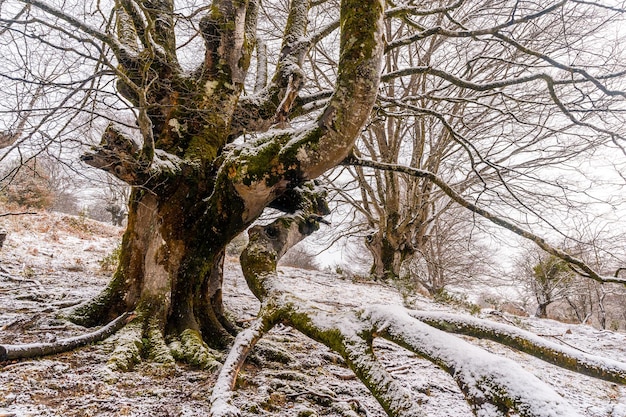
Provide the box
[235,181,612,416]
[0,312,135,362]
[0,212,37,217]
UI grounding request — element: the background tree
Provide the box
[518,248,574,318]
[403,205,496,296]
[327,0,626,287]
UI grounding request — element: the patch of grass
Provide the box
[99,244,122,272]
[434,289,482,315]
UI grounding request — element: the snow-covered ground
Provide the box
[1,209,625,416]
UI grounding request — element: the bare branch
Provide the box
[345,156,626,286]
[18,0,136,62]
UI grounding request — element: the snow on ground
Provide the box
[0,209,625,416]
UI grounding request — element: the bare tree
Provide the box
[1,1,626,416]
[404,206,496,295]
[518,248,574,318]
[332,0,626,287]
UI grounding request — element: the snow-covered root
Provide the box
[107,318,145,371]
[364,305,584,417]
[409,310,626,384]
[0,312,134,362]
[256,304,424,416]
[240,194,424,416]
[210,313,277,417]
[104,312,219,371]
[338,326,424,417]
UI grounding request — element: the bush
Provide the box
[278,244,319,270]
[2,162,55,209]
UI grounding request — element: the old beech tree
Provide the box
[2,0,626,416]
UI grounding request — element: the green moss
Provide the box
[66,269,127,326]
[170,329,222,370]
[146,318,175,366]
[287,310,345,354]
[184,134,219,161]
[239,139,284,186]
[107,321,144,371]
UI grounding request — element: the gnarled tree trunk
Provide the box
[52,0,385,369]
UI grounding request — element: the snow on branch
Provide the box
[238,186,422,416]
[409,311,626,384]
[210,315,277,417]
[344,156,626,286]
[81,123,186,185]
[365,305,584,417]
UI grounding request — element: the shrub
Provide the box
[278,244,319,270]
[2,162,55,209]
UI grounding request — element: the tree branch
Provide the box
[18,0,136,63]
[210,314,277,417]
[365,305,584,417]
[409,310,626,384]
[345,156,626,286]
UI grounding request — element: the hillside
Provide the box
[0,210,625,417]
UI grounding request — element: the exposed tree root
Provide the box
[229,187,626,417]
[408,310,626,384]
[107,319,144,371]
[364,305,584,417]
[145,316,176,366]
[211,313,277,417]
[231,207,425,417]
[0,312,134,362]
[101,312,222,371]
[169,329,224,370]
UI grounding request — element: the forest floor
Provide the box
[0,208,625,417]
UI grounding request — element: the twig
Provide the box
[0,211,37,217]
[0,272,42,288]
[541,335,590,354]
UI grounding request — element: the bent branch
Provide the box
[365,305,584,417]
[409,310,626,384]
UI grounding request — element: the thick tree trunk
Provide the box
[366,233,408,280]
[70,177,247,367]
[60,0,384,370]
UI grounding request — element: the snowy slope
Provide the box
[0,210,625,417]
